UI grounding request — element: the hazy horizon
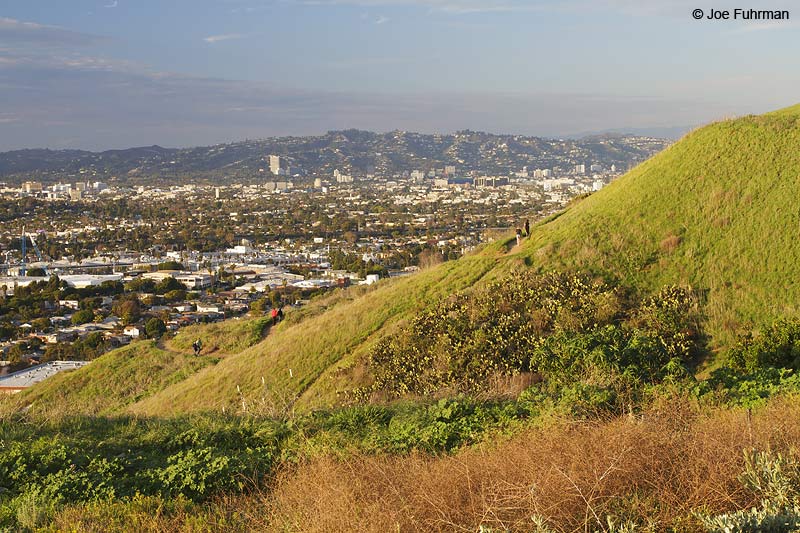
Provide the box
[2,0,799,151]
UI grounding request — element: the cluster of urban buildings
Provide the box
[15,180,109,201]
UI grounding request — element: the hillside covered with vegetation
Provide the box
[4,106,800,530]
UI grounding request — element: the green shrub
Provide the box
[154,448,237,501]
[145,317,166,339]
[363,272,701,399]
[13,489,54,531]
[728,320,800,374]
[71,309,95,325]
[697,450,800,532]
[0,416,285,529]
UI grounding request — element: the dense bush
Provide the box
[145,317,167,339]
[0,416,285,529]
[364,272,700,398]
[70,308,95,325]
[728,319,800,374]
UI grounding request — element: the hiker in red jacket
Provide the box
[271,307,279,326]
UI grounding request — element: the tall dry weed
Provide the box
[256,396,800,532]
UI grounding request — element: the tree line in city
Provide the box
[1,271,200,369]
[1,193,487,264]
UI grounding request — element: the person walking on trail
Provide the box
[271,307,279,326]
[192,339,202,356]
[515,228,522,247]
[277,307,284,322]
[524,218,530,237]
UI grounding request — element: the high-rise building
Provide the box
[22,181,43,193]
[334,169,353,183]
[575,164,586,174]
[269,155,281,175]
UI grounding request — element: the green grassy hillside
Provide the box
[11,341,218,418]
[1,316,272,417]
[515,108,800,344]
[6,105,800,417]
[0,252,499,417]
[129,254,499,416]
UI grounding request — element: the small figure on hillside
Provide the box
[271,307,279,326]
[515,227,522,246]
[192,339,202,356]
[524,218,530,237]
[277,307,284,322]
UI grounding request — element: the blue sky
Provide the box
[1,0,799,150]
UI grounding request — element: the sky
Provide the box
[1,0,799,150]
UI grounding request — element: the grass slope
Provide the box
[512,108,800,345]
[128,253,499,416]
[1,317,271,417]
[8,342,217,417]
[7,105,800,416]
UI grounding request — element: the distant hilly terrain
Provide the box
[8,105,800,418]
[0,130,667,183]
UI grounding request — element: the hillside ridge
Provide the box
[7,104,800,416]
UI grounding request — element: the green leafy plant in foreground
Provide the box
[0,416,285,529]
[697,450,800,532]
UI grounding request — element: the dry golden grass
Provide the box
[40,394,800,532]
[254,395,800,532]
[659,234,682,254]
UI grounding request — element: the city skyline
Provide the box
[1,0,799,150]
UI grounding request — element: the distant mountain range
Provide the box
[0,129,670,183]
[567,125,695,140]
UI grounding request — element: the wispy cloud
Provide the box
[375,15,390,24]
[326,56,406,69]
[0,17,107,46]
[203,33,246,43]
[104,0,119,8]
